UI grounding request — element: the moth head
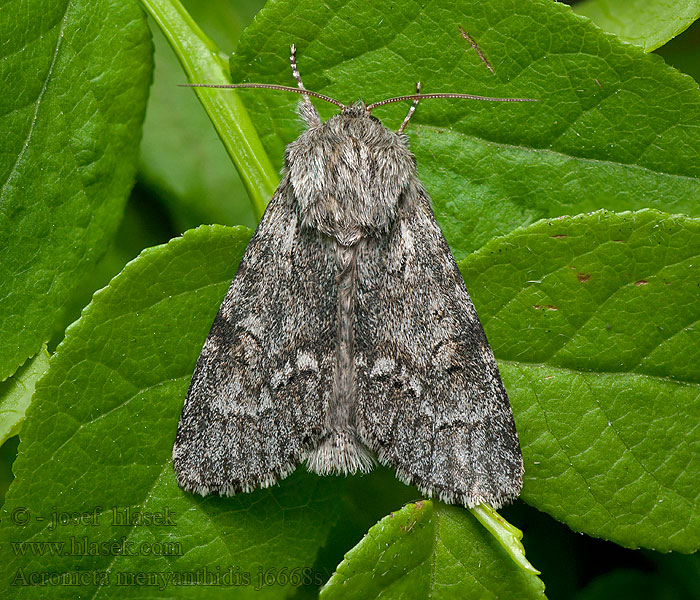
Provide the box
[340,101,369,118]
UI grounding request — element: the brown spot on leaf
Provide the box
[577,273,591,283]
[551,234,567,238]
[401,520,417,533]
[635,280,648,286]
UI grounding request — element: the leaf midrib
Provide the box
[0,10,66,199]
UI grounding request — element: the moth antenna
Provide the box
[397,82,421,133]
[289,43,321,126]
[367,93,537,111]
[459,26,494,74]
[290,44,309,99]
[179,83,345,109]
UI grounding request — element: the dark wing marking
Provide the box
[354,179,523,508]
[173,176,337,495]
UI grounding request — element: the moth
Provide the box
[173,45,530,508]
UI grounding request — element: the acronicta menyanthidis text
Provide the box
[173,44,526,509]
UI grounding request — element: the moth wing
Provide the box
[173,177,336,495]
[355,181,523,508]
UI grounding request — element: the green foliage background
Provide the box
[0,0,698,598]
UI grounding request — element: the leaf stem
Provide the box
[139,0,277,221]
[471,503,541,575]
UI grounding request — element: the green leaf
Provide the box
[459,209,700,553]
[0,0,152,382]
[229,0,700,261]
[320,501,546,599]
[49,192,178,353]
[0,226,345,598]
[0,348,50,446]
[139,0,264,231]
[575,0,700,52]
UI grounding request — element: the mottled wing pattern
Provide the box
[173,176,337,495]
[354,179,523,508]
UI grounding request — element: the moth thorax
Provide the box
[287,112,416,246]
